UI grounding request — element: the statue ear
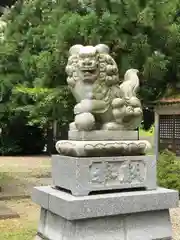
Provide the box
[69,45,83,55]
[95,44,110,54]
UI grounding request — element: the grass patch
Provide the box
[0,157,51,238]
[139,126,154,137]
[0,199,39,240]
[139,126,154,155]
[30,168,51,178]
[0,226,37,240]
[0,172,17,185]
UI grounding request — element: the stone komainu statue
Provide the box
[66,44,142,131]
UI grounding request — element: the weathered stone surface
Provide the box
[126,210,172,240]
[51,155,156,196]
[32,186,179,220]
[68,130,139,141]
[32,185,55,210]
[34,206,174,240]
[66,44,142,131]
[55,140,151,157]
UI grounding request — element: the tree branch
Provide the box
[105,0,112,13]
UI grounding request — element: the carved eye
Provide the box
[105,55,113,64]
[106,65,114,75]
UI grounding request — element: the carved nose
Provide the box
[84,61,91,65]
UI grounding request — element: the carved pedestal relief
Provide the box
[89,160,146,186]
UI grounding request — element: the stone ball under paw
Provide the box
[75,112,95,131]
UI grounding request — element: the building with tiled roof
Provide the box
[155,88,180,156]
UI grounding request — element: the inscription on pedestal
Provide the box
[89,160,146,186]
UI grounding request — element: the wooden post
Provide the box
[154,112,159,160]
[46,123,53,156]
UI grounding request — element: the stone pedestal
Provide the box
[32,186,178,240]
[32,45,179,240]
[52,155,156,196]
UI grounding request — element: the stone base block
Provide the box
[52,155,156,196]
[32,187,179,240]
[36,209,173,240]
[32,186,178,220]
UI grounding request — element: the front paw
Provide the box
[74,100,92,114]
[74,103,83,114]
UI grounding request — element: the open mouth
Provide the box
[83,69,96,74]
[81,67,97,75]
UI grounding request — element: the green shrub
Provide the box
[0,139,22,156]
[0,115,46,155]
[157,150,180,192]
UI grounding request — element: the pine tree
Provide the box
[0,0,179,129]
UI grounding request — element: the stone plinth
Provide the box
[32,186,179,240]
[52,155,156,196]
[68,130,139,141]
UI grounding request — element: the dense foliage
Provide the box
[0,0,16,7]
[157,150,180,193]
[0,115,46,155]
[0,0,180,153]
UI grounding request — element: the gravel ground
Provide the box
[171,207,180,240]
[0,156,50,172]
[0,156,51,199]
